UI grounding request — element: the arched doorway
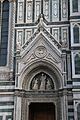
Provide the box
[15,61,64,120]
[29,103,56,120]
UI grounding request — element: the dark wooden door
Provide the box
[29,103,55,120]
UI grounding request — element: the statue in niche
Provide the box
[40,73,46,90]
[46,80,52,90]
[32,78,38,90]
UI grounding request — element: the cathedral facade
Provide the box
[0,0,80,120]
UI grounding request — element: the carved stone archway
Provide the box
[15,60,67,120]
[21,60,63,90]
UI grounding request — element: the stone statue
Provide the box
[32,78,38,90]
[40,73,46,90]
[16,41,21,51]
[46,80,52,90]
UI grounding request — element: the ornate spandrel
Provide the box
[30,72,54,90]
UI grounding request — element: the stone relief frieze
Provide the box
[0,72,11,80]
[30,72,54,90]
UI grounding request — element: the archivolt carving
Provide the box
[30,72,54,90]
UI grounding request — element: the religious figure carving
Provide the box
[46,80,52,90]
[32,78,38,90]
[40,73,46,90]
[31,72,54,90]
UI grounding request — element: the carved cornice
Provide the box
[14,88,72,98]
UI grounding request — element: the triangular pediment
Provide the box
[17,16,62,64]
[19,31,61,64]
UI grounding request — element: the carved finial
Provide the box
[38,14,44,31]
[40,14,43,26]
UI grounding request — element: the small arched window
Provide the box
[0,0,9,66]
[75,54,80,74]
[73,25,79,43]
[72,0,78,12]
[77,104,80,120]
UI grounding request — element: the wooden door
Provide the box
[29,103,55,120]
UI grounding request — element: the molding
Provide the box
[14,88,71,97]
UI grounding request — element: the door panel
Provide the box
[29,103,55,120]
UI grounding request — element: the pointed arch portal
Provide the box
[15,60,65,120]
